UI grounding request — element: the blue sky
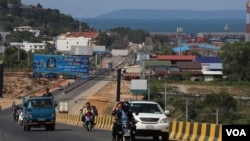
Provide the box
[21,0,247,18]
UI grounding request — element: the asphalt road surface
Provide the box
[0,78,160,141]
[0,107,157,141]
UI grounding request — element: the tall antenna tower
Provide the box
[246,0,250,41]
[79,1,82,33]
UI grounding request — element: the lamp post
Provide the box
[177,27,183,55]
[164,83,167,111]
[224,24,229,49]
[186,97,188,122]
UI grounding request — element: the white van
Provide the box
[128,100,170,141]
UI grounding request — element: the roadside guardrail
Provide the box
[56,113,222,141]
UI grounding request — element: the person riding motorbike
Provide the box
[81,101,95,126]
[111,101,136,141]
[13,105,22,121]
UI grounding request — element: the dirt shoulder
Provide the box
[0,76,143,116]
[0,77,72,110]
[73,80,144,116]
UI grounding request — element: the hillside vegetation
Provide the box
[0,0,91,37]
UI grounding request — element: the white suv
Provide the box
[128,100,170,141]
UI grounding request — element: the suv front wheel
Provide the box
[161,133,169,141]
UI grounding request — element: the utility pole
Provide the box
[116,68,121,102]
[186,97,188,122]
[164,83,167,111]
[148,68,150,101]
[216,107,219,125]
[224,24,229,50]
[0,61,3,98]
[18,46,20,61]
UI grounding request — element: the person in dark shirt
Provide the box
[111,101,136,141]
[43,88,54,99]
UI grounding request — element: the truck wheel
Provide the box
[45,126,49,131]
[26,125,30,131]
[23,124,27,131]
[50,125,55,131]
[161,133,169,141]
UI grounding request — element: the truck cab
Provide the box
[22,96,56,131]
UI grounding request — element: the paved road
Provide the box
[0,107,161,141]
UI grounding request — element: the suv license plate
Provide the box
[38,118,45,121]
[146,125,154,129]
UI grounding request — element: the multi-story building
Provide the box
[55,32,99,53]
[13,26,45,37]
[10,41,46,52]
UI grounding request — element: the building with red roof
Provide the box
[55,31,99,52]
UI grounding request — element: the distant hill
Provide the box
[95,9,245,19]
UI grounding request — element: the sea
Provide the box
[82,18,245,35]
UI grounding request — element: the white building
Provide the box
[14,26,45,37]
[55,32,99,52]
[10,41,46,52]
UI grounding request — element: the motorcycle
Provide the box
[12,106,19,121]
[84,115,94,131]
[116,122,136,141]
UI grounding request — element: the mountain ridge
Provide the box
[95,9,245,19]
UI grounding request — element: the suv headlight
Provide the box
[160,118,169,123]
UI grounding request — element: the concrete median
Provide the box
[56,113,115,130]
[169,121,222,141]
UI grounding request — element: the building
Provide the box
[14,26,45,37]
[172,44,221,57]
[195,57,223,81]
[55,32,99,53]
[10,41,46,52]
[136,55,223,81]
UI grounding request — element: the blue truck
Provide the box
[22,96,56,131]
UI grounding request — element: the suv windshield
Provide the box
[130,103,163,114]
[27,99,53,109]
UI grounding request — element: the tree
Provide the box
[3,46,27,70]
[219,42,250,81]
[96,32,113,49]
[203,92,237,124]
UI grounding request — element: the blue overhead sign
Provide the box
[33,54,90,74]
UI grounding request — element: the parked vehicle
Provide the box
[58,101,68,113]
[22,96,56,131]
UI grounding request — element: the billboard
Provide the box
[130,79,148,94]
[33,54,90,75]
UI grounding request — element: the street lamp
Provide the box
[186,97,188,122]
[176,27,184,55]
[164,83,167,111]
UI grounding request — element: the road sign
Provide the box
[33,73,43,78]
[33,54,90,75]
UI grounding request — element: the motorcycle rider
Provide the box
[111,101,136,141]
[81,101,95,126]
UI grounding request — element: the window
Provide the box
[130,103,162,114]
